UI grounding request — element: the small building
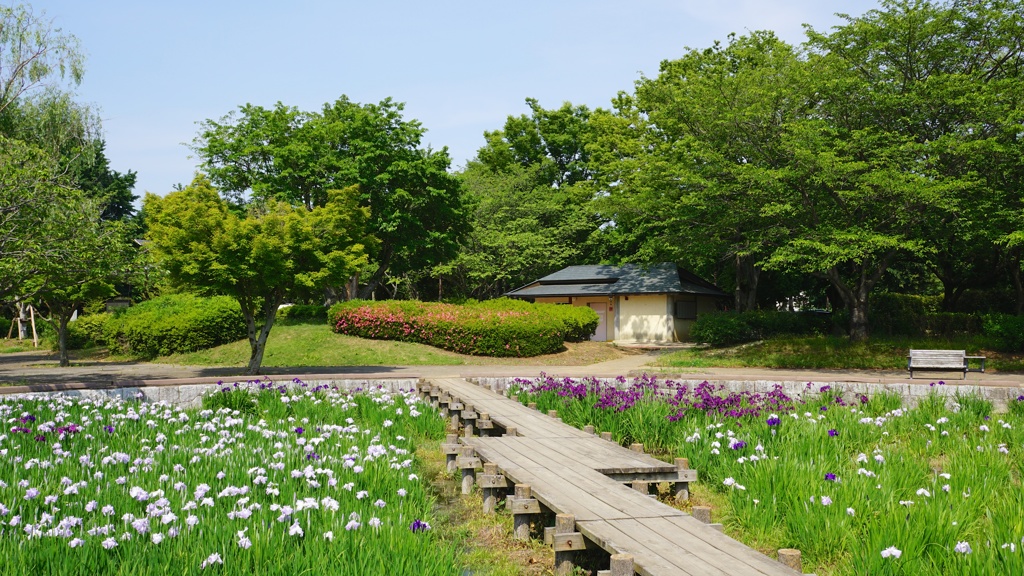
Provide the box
[505,263,728,343]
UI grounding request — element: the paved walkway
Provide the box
[2,349,1023,390]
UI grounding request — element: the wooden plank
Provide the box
[534,436,677,475]
[603,518,742,576]
[553,532,588,552]
[576,519,706,576]
[486,438,681,521]
[510,498,541,514]
[658,516,801,575]
[636,516,797,576]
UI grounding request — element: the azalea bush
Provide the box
[0,380,458,575]
[511,375,1024,575]
[329,298,598,357]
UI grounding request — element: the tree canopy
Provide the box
[191,96,468,299]
[144,176,372,374]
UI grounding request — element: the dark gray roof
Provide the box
[506,263,728,298]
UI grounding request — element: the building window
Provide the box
[674,301,697,320]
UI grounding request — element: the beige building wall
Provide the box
[616,294,673,343]
[531,294,719,342]
[671,295,719,340]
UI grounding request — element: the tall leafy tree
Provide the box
[31,194,131,366]
[589,32,806,311]
[144,176,372,374]
[807,0,1024,315]
[191,96,468,299]
[446,99,600,298]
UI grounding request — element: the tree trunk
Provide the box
[245,297,281,375]
[734,254,760,312]
[58,314,70,367]
[1012,263,1023,316]
[357,246,394,300]
[17,300,29,340]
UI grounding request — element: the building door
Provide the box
[588,302,607,341]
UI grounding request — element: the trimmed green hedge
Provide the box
[691,310,833,347]
[276,304,328,324]
[983,314,1024,353]
[100,294,246,358]
[65,313,113,349]
[329,298,599,357]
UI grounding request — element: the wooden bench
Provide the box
[907,349,985,379]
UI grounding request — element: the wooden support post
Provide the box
[464,423,474,438]
[778,549,802,572]
[709,523,724,532]
[600,432,613,442]
[512,484,538,541]
[553,514,583,575]
[631,480,650,495]
[457,446,479,495]
[505,426,518,437]
[442,434,460,473]
[629,442,644,453]
[476,412,493,436]
[692,506,712,524]
[583,425,595,435]
[608,553,634,576]
[547,409,558,418]
[674,457,693,502]
[528,402,537,410]
[479,463,503,514]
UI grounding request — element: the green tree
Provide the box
[144,175,372,374]
[70,139,139,222]
[32,194,131,366]
[589,32,806,311]
[0,135,63,300]
[445,99,600,298]
[0,3,84,116]
[191,96,468,299]
[811,0,1024,315]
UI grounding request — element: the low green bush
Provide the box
[104,294,245,358]
[64,313,113,349]
[690,312,757,347]
[982,313,1024,352]
[691,310,832,347]
[276,304,328,324]
[540,303,600,342]
[869,293,938,336]
[0,317,10,338]
[329,298,596,357]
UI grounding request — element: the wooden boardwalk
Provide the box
[423,378,804,576]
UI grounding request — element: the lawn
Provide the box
[655,336,1024,373]
[149,323,632,368]
[511,374,1024,575]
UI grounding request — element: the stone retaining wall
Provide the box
[2,378,420,408]
[472,376,1024,412]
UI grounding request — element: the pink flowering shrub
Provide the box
[329,299,596,357]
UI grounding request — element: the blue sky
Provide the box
[28,1,880,200]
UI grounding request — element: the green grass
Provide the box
[512,376,1024,575]
[656,336,1024,372]
[160,323,469,367]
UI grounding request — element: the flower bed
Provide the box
[0,380,458,575]
[510,375,1024,575]
[329,299,598,357]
